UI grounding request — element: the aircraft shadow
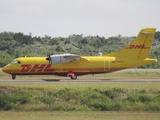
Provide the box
[99,79,112,81]
[41,78,113,82]
[42,79,60,82]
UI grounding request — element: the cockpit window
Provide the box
[11,60,21,64]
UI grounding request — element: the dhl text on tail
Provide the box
[2,28,157,80]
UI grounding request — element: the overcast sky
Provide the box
[0,0,160,37]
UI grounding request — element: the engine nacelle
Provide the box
[50,53,80,64]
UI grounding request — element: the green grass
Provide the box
[0,71,8,77]
[0,111,160,120]
[0,84,160,111]
[0,71,160,119]
[96,71,160,79]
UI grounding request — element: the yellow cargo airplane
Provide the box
[2,28,157,80]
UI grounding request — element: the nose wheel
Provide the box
[12,74,16,80]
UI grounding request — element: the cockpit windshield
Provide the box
[11,60,21,64]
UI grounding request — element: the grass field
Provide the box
[0,70,160,120]
[0,111,160,120]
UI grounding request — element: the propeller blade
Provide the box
[46,53,52,64]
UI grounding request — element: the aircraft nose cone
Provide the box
[2,67,6,73]
[2,65,11,73]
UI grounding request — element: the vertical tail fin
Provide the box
[106,28,156,58]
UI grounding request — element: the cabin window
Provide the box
[11,60,21,64]
[17,61,21,64]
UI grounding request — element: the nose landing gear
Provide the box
[12,74,16,80]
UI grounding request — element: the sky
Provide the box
[0,0,160,38]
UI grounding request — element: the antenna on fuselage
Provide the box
[98,52,102,56]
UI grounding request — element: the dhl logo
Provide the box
[20,64,54,72]
[126,45,150,49]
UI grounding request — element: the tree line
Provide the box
[0,31,160,68]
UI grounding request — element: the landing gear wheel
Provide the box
[70,75,77,80]
[12,74,16,80]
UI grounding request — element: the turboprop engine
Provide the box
[46,53,80,64]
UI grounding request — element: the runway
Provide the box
[1,68,160,83]
[0,79,160,82]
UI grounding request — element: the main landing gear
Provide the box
[67,72,77,80]
[70,75,77,80]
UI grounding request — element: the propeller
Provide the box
[46,53,52,64]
